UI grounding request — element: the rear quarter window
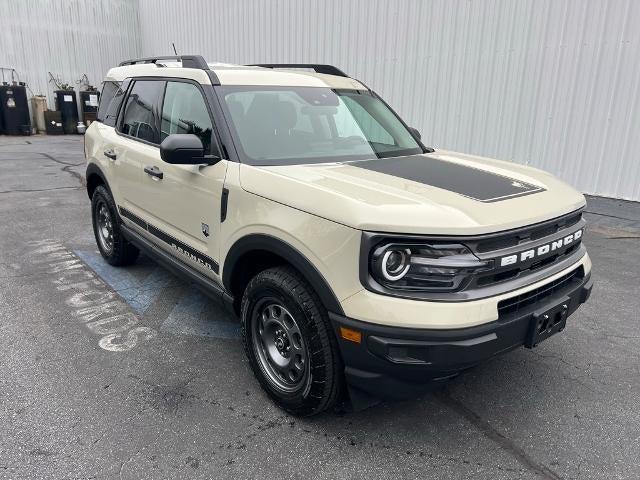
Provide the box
[96,81,125,127]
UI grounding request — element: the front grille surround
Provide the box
[474,210,583,253]
[360,208,587,302]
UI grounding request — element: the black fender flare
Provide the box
[85,163,110,198]
[222,234,345,316]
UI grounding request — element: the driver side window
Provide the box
[161,81,214,155]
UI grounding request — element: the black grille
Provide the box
[475,211,583,253]
[497,266,584,317]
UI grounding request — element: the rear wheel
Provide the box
[91,185,139,266]
[241,266,343,416]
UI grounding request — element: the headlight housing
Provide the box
[368,240,492,293]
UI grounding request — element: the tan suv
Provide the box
[85,55,593,415]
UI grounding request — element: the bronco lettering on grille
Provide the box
[500,229,582,267]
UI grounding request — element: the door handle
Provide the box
[104,149,117,160]
[144,165,164,180]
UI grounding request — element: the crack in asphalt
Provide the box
[39,152,86,186]
[0,186,79,194]
[435,389,564,480]
[0,151,85,193]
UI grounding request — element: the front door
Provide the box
[128,79,227,280]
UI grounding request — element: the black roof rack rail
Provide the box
[119,55,209,70]
[248,64,349,78]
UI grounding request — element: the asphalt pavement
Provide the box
[1,135,639,479]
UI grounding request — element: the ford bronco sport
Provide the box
[85,55,593,415]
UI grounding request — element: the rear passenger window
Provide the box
[97,81,125,127]
[119,80,165,144]
[161,81,214,154]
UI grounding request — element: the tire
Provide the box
[241,266,343,416]
[91,185,139,266]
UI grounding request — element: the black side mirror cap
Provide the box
[160,134,220,165]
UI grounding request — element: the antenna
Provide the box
[172,43,178,55]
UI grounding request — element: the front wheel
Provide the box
[241,266,343,416]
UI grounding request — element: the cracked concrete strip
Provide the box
[0,186,80,194]
[435,390,563,480]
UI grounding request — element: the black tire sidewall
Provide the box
[241,268,341,415]
[91,185,137,265]
[91,189,113,258]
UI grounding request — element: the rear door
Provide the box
[110,79,166,214]
[91,80,129,203]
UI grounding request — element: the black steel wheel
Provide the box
[95,201,114,255]
[251,301,311,394]
[241,266,343,416]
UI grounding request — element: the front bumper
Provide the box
[330,268,593,405]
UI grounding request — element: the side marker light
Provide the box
[340,326,362,344]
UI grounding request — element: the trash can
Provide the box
[79,90,100,126]
[0,83,31,135]
[44,110,64,135]
[54,89,79,134]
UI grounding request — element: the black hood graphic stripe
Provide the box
[351,155,545,202]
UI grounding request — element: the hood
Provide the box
[239,150,586,235]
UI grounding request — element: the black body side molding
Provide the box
[223,234,345,316]
[120,224,230,310]
[119,206,219,274]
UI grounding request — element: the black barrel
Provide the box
[0,84,31,135]
[54,90,79,134]
[79,90,100,125]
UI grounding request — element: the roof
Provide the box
[103,62,367,89]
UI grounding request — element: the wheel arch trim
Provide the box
[86,163,110,199]
[222,234,345,316]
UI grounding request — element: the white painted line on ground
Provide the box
[28,240,156,352]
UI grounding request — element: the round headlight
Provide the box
[381,249,411,281]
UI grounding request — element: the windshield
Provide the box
[220,86,423,165]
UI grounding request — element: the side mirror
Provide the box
[408,126,421,140]
[160,134,219,165]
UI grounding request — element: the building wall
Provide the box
[0,0,140,110]
[137,0,640,201]
[1,0,637,200]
